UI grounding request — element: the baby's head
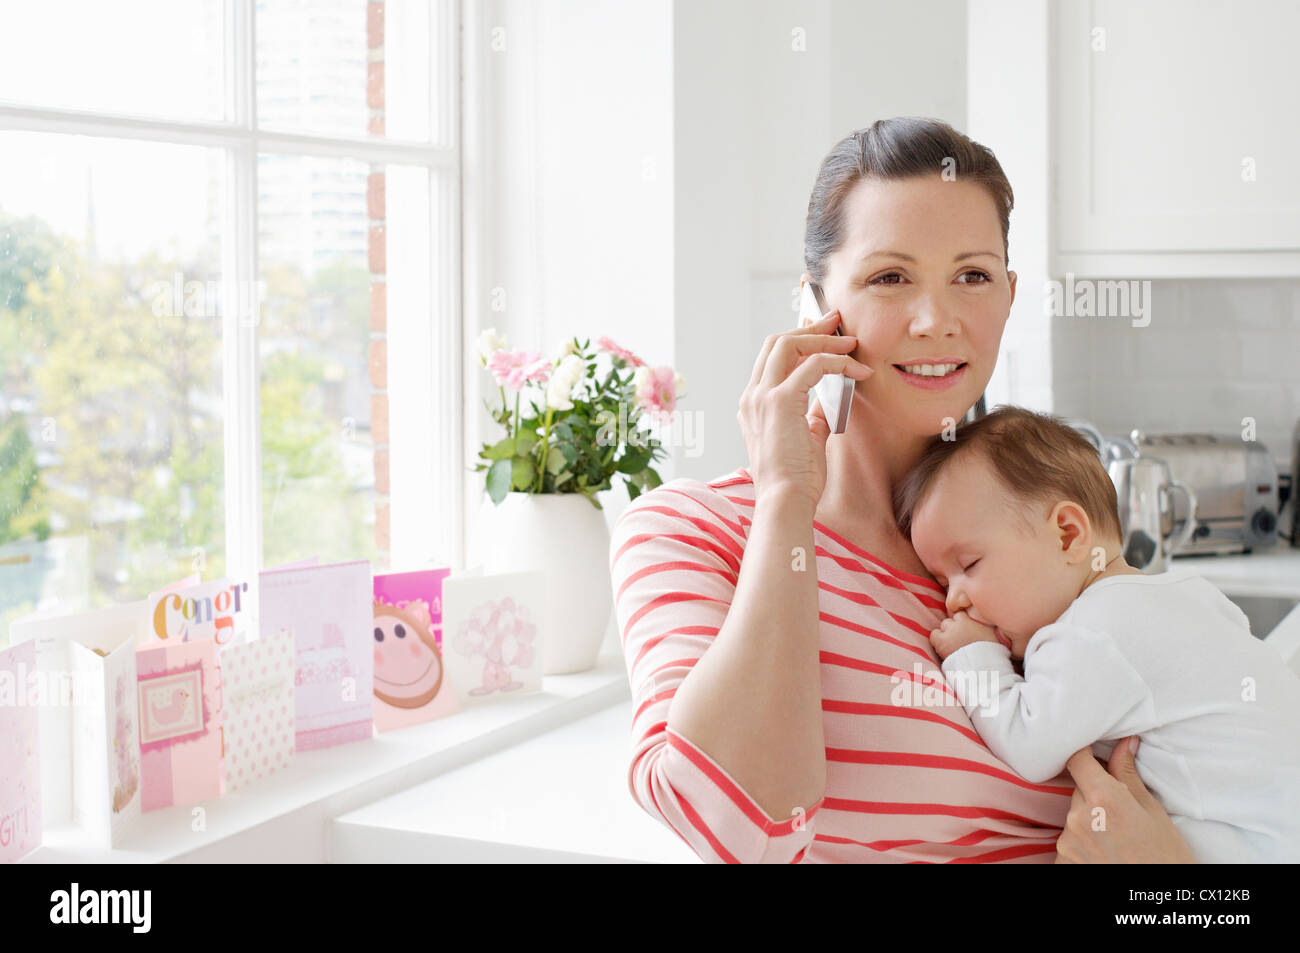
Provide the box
[894,406,1125,657]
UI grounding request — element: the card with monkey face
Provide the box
[372,569,460,732]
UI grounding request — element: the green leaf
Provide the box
[486,458,511,503]
[514,429,539,453]
[554,470,572,487]
[626,480,642,501]
[545,449,566,474]
[642,467,663,490]
[615,446,651,474]
[511,456,533,490]
[482,437,515,461]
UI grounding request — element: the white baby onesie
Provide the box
[941,567,1300,863]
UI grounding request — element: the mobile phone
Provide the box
[798,279,854,434]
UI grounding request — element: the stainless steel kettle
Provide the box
[1108,430,1199,572]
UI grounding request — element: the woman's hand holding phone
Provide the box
[738,307,873,510]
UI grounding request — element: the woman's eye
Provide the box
[869,270,991,286]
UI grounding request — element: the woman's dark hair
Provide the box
[803,117,1015,283]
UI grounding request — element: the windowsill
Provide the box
[21,653,630,864]
[328,698,699,863]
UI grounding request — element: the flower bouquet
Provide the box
[473,331,684,508]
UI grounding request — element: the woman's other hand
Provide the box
[738,309,873,508]
[1055,736,1198,863]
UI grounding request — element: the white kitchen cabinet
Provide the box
[1053,0,1300,276]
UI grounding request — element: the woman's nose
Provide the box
[908,293,960,337]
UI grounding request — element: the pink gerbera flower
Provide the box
[634,365,685,424]
[597,336,645,368]
[486,349,551,392]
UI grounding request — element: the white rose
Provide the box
[545,381,573,412]
[475,328,508,364]
[546,354,584,411]
[552,338,578,363]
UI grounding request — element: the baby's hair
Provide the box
[893,405,1123,544]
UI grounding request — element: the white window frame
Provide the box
[0,0,464,583]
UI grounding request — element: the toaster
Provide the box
[1135,433,1279,555]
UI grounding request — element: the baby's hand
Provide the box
[929,610,1000,661]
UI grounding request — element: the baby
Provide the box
[893,405,1300,863]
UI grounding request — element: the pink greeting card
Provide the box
[442,570,546,705]
[0,641,41,863]
[135,638,223,812]
[373,568,452,649]
[371,569,459,732]
[221,629,295,790]
[259,560,373,751]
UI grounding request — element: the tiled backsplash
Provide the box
[1052,278,1300,473]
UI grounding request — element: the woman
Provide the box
[609,117,1197,863]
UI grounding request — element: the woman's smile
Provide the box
[892,360,970,390]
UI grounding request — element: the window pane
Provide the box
[0,1,226,121]
[258,154,433,571]
[258,153,375,567]
[256,0,437,142]
[0,133,226,641]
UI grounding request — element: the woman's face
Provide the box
[807,175,1016,437]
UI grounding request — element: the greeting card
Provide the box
[11,601,146,847]
[135,637,223,812]
[0,641,41,863]
[441,570,546,705]
[145,577,251,652]
[259,560,373,751]
[371,569,458,732]
[234,556,319,652]
[221,628,295,790]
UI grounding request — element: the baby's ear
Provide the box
[1051,500,1093,559]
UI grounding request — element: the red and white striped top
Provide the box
[609,466,1074,863]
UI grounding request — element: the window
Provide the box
[0,0,461,642]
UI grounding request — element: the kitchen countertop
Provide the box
[1173,545,1300,599]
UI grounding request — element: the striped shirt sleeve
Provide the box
[609,479,820,863]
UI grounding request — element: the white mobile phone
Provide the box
[798,279,854,434]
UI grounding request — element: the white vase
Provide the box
[474,490,612,675]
